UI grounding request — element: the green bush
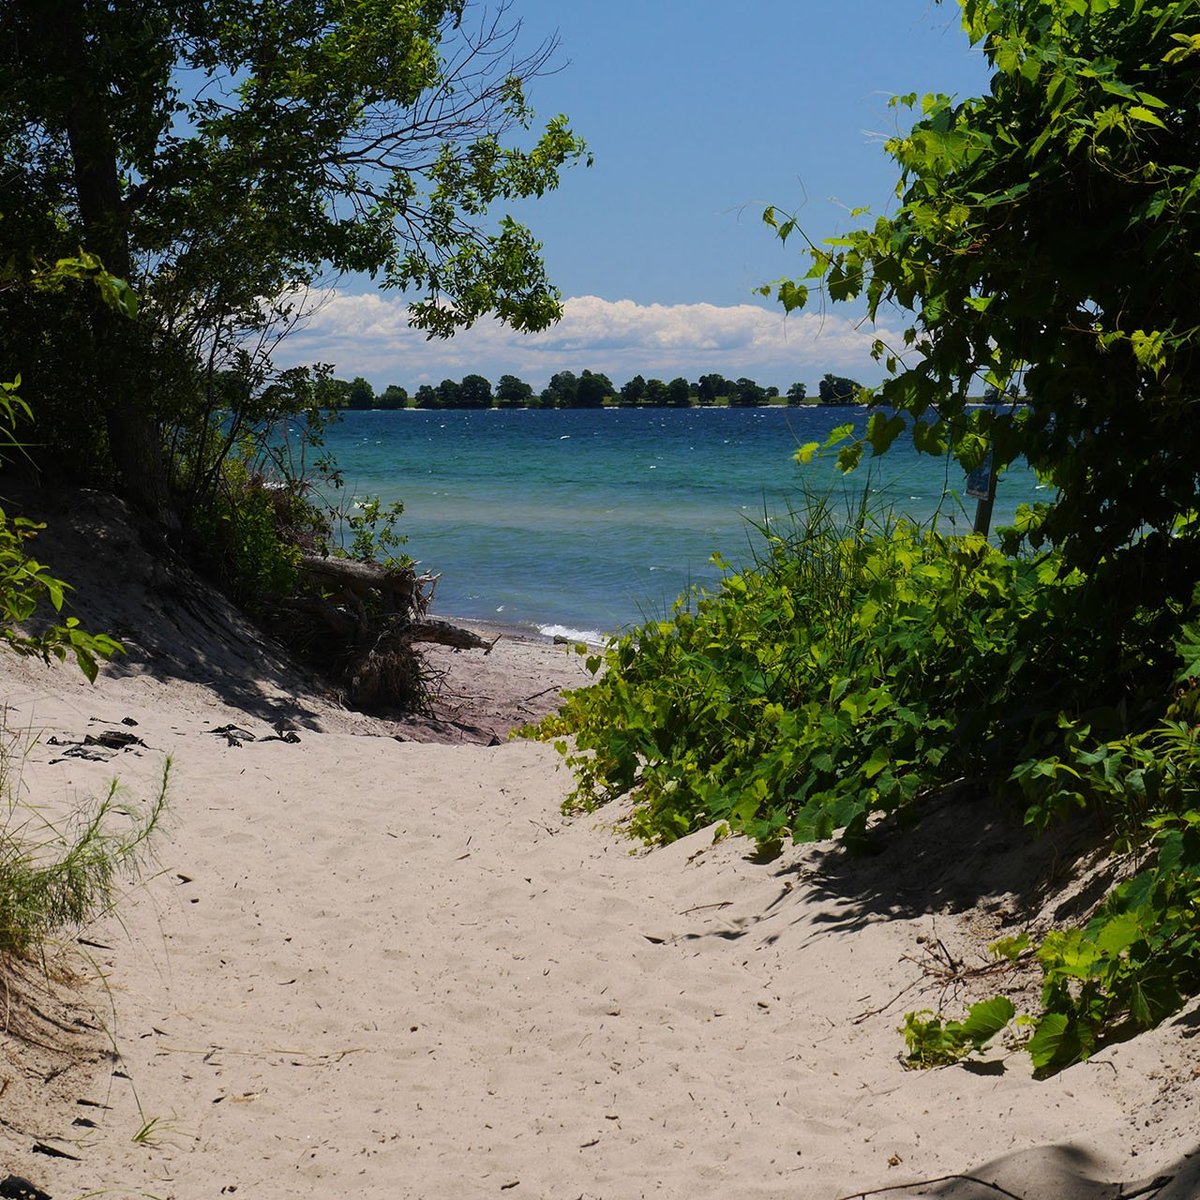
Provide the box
[1003,701,1200,1070]
[535,498,1079,848]
[533,494,1200,1069]
[186,452,311,607]
[902,997,1016,1068]
[0,501,122,680]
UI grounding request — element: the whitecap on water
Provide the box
[539,623,605,645]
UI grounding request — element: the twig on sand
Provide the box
[850,976,923,1025]
[836,1173,1172,1200]
[835,1174,1029,1200]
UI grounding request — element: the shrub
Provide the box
[187,459,309,607]
[534,491,1200,1069]
[0,500,122,680]
[535,498,1080,848]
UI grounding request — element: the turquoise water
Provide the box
[318,406,1045,639]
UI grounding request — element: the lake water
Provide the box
[317,406,1045,640]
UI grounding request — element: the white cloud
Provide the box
[275,291,896,390]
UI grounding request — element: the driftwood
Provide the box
[285,553,490,711]
[403,618,495,653]
[278,593,360,640]
[300,554,436,615]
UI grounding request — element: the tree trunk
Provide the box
[38,0,171,520]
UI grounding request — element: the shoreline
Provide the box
[436,612,614,648]
[380,615,598,745]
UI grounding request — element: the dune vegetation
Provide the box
[535,0,1200,1072]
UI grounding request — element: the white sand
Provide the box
[2,644,1198,1200]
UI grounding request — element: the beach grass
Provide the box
[0,736,168,963]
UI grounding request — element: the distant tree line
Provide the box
[327,371,868,410]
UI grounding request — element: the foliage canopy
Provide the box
[765,0,1200,582]
[0,0,586,506]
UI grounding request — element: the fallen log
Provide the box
[285,556,490,709]
[400,618,496,653]
[300,554,437,614]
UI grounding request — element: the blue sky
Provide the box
[279,2,991,393]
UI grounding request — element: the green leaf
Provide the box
[958,995,1015,1046]
[1128,106,1167,129]
[1026,1012,1071,1070]
[836,442,864,473]
[1091,911,1142,958]
[861,750,891,780]
[778,280,808,312]
[1127,973,1181,1029]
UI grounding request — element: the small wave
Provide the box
[539,623,606,645]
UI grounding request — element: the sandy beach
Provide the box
[3,495,1200,1199]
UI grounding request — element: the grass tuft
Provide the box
[0,746,169,962]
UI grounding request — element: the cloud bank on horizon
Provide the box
[277,291,897,392]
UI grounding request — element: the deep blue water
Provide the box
[315,406,1045,639]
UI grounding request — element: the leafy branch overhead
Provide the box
[765,0,1200,574]
[5,0,587,332]
[0,0,587,511]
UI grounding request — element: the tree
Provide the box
[667,377,691,407]
[541,370,579,409]
[575,369,613,408]
[765,0,1200,580]
[458,373,494,409]
[0,1,586,517]
[643,378,669,406]
[730,377,766,407]
[435,378,462,409]
[414,384,439,409]
[378,385,409,410]
[495,374,534,407]
[346,377,376,410]
[696,374,729,405]
[786,382,808,406]
[816,374,862,406]
[619,375,647,406]
[318,377,354,409]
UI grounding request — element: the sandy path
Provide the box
[3,657,1198,1199]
